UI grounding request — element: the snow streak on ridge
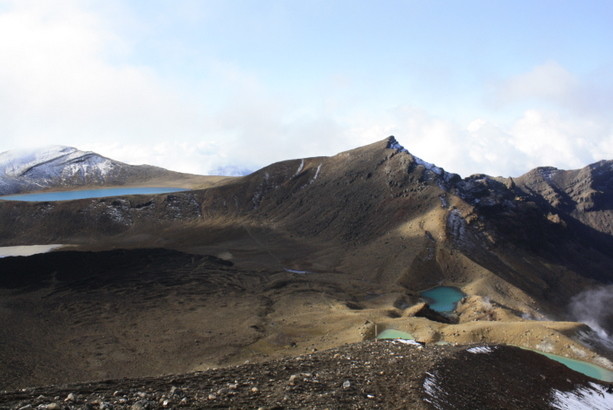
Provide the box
[550,383,613,410]
[386,136,450,178]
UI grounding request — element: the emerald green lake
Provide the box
[420,286,465,312]
[376,329,415,340]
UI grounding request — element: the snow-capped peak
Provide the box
[536,166,559,182]
[386,136,446,176]
[0,145,122,195]
[0,146,85,177]
[386,136,407,153]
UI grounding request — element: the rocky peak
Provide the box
[384,136,460,188]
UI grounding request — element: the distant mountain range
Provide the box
[0,145,206,195]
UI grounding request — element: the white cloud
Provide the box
[494,61,578,107]
[0,1,206,151]
[339,102,613,178]
[336,105,524,178]
[0,2,611,179]
[481,61,613,173]
[464,119,529,176]
[492,60,613,120]
[511,109,609,168]
[0,1,364,175]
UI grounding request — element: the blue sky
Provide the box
[0,0,612,177]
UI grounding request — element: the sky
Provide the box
[0,0,612,178]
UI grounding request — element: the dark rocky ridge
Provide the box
[1,341,610,409]
[515,160,613,234]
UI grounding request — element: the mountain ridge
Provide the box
[0,136,612,393]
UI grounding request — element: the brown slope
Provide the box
[1,245,608,390]
[1,137,613,390]
[216,137,613,312]
[0,137,611,306]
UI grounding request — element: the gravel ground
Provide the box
[2,341,611,409]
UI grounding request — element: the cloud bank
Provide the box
[0,1,611,177]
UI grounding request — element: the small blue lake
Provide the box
[420,286,465,312]
[0,187,189,202]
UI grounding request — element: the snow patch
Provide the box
[550,382,613,410]
[284,268,310,275]
[538,167,559,182]
[0,244,64,258]
[386,136,454,180]
[307,163,322,185]
[94,158,115,176]
[466,346,495,354]
[414,157,444,175]
[294,159,304,177]
[423,371,450,410]
[393,339,423,347]
[313,164,322,180]
[0,146,78,176]
[386,137,407,153]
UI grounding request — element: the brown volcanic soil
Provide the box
[1,248,610,391]
[1,137,612,399]
[1,341,610,410]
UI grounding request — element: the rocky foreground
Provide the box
[2,341,611,410]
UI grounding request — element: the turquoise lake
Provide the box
[0,187,189,202]
[528,349,613,382]
[420,286,465,312]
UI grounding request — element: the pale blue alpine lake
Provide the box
[0,187,188,202]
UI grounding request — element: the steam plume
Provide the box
[569,285,613,348]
